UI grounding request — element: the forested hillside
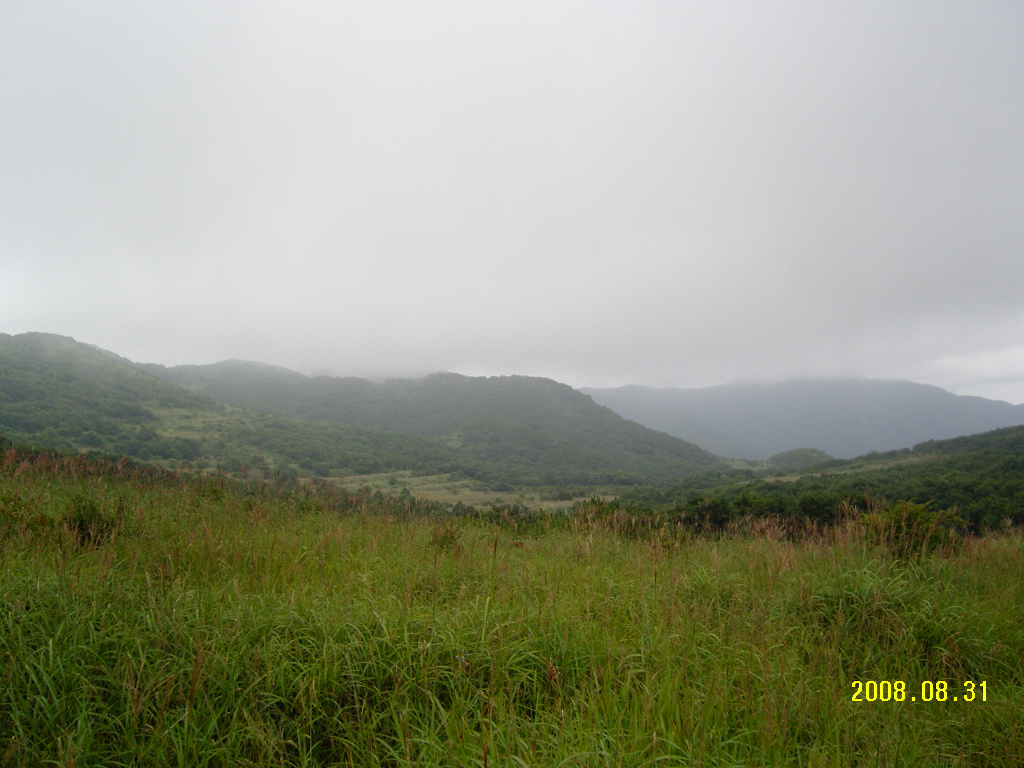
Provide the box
[0,332,215,460]
[0,333,726,489]
[141,358,726,483]
[622,424,1024,531]
[11,332,1024,522]
[0,333,474,477]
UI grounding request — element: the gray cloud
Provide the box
[2,1,1023,400]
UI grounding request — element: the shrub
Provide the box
[62,490,122,546]
[863,500,965,559]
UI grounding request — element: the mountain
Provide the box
[581,379,1024,460]
[0,333,726,488]
[0,332,465,477]
[0,331,215,446]
[141,359,727,485]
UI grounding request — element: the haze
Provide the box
[2,2,1022,402]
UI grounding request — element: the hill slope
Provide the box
[0,332,215,457]
[583,379,1024,460]
[141,359,726,485]
[0,333,726,487]
[622,423,1024,531]
[0,333,466,477]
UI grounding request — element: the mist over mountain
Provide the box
[582,379,1024,460]
[140,357,725,483]
[0,333,725,488]
[8,330,1023,491]
[0,332,467,476]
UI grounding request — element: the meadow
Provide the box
[1,449,1022,766]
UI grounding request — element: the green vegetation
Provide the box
[0,332,213,461]
[1,445,1022,766]
[1,333,725,491]
[766,447,834,471]
[4,332,1023,763]
[142,357,726,484]
[620,424,1024,534]
[7,332,1024,525]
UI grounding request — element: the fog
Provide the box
[2,2,1022,401]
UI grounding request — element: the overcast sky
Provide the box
[2,2,1023,402]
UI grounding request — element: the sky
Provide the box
[2,1,1023,402]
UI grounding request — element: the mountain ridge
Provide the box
[0,333,725,488]
[142,357,726,482]
[582,378,1024,460]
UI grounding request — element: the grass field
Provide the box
[1,449,1022,766]
[334,471,588,509]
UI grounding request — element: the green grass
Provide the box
[335,470,600,509]
[1,450,1022,766]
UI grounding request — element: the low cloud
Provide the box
[2,2,1022,401]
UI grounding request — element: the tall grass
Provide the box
[1,449,1021,766]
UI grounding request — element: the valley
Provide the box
[2,331,1024,765]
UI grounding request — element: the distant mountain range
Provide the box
[0,333,725,489]
[581,380,1024,460]
[5,331,1023,490]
